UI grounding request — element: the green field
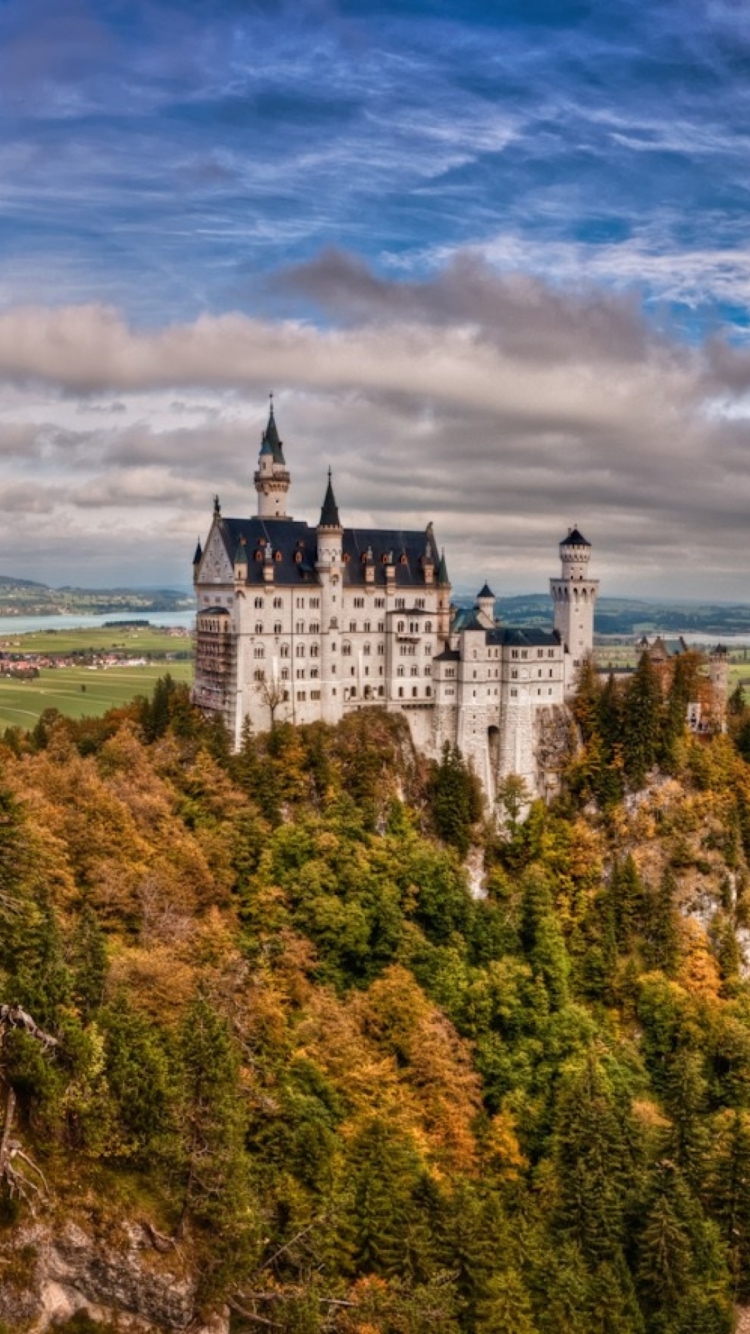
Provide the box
[0,624,191,656]
[0,661,193,732]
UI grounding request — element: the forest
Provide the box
[3,657,750,1332]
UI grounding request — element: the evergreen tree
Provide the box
[430,743,482,858]
[646,869,681,976]
[622,653,662,788]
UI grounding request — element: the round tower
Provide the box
[316,471,344,724]
[254,399,291,519]
[549,527,599,691]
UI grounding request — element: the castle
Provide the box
[191,404,598,801]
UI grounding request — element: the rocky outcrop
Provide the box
[0,1219,228,1333]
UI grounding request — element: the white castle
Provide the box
[192,404,599,801]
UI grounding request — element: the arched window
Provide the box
[296,643,305,657]
[342,641,352,657]
[424,621,432,633]
[274,622,282,634]
[255,622,263,634]
[253,646,265,659]
[363,643,371,656]
[397,620,405,632]
[254,597,263,609]
[280,643,290,658]
[310,644,319,658]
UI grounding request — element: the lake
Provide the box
[0,609,196,636]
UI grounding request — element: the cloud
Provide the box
[0,255,747,595]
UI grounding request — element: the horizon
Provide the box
[1,4,750,596]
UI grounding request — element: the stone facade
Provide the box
[192,407,598,801]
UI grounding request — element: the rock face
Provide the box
[0,1219,228,1333]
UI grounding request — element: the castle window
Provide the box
[296,598,305,609]
[281,668,289,680]
[310,644,319,658]
[296,669,305,679]
[310,598,320,609]
[511,650,518,659]
[425,665,431,676]
[280,643,290,658]
[255,622,263,634]
[311,668,319,679]
[397,666,405,677]
[409,621,418,633]
[397,621,405,632]
[273,597,283,608]
[364,666,369,676]
[296,621,304,634]
[425,621,432,633]
[424,644,431,655]
[511,670,518,680]
[274,550,282,562]
[549,669,553,678]
[294,551,302,563]
[274,622,282,634]
[510,688,517,697]
[253,646,265,659]
[343,553,351,563]
[375,598,385,608]
[296,644,305,657]
[521,651,528,659]
[363,620,371,633]
[395,598,405,609]
[378,686,384,696]
[343,642,352,656]
[363,643,371,656]
[412,685,418,696]
[255,550,263,561]
[311,690,321,700]
[298,690,306,700]
[410,666,418,676]
[350,666,356,676]
[548,649,555,658]
[426,686,431,697]
[349,621,357,632]
[398,687,404,698]
[416,598,425,608]
[310,622,320,634]
[354,597,365,608]
[377,643,384,654]
[254,597,263,609]
[538,669,542,678]
[538,649,544,658]
[254,668,265,681]
[379,666,383,675]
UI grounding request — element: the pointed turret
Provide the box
[476,582,495,627]
[193,538,203,566]
[319,469,342,530]
[437,549,450,585]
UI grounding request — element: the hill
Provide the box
[454,592,750,637]
[2,676,750,1331]
[0,578,193,617]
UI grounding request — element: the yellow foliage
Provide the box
[678,918,722,1001]
[107,944,196,1021]
[482,1110,528,1181]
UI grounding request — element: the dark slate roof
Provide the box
[211,517,442,588]
[193,539,203,564]
[560,527,591,547]
[451,607,485,633]
[434,648,461,662]
[259,404,285,466]
[486,627,561,647]
[319,473,341,528]
[437,549,450,585]
[477,582,495,599]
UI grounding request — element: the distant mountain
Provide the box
[0,578,194,616]
[454,593,750,637]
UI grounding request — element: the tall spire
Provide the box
[260,395,285,466]
[437,548,450,585]
[319,468,341,529]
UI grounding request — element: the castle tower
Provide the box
[437,549,452,643]
[254,399,291,519]
[316,471,344,724]
[550,527,599,691]
[476,582,496,628]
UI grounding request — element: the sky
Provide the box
[1,1,750,596]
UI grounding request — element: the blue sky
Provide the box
[1,0,750,595]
